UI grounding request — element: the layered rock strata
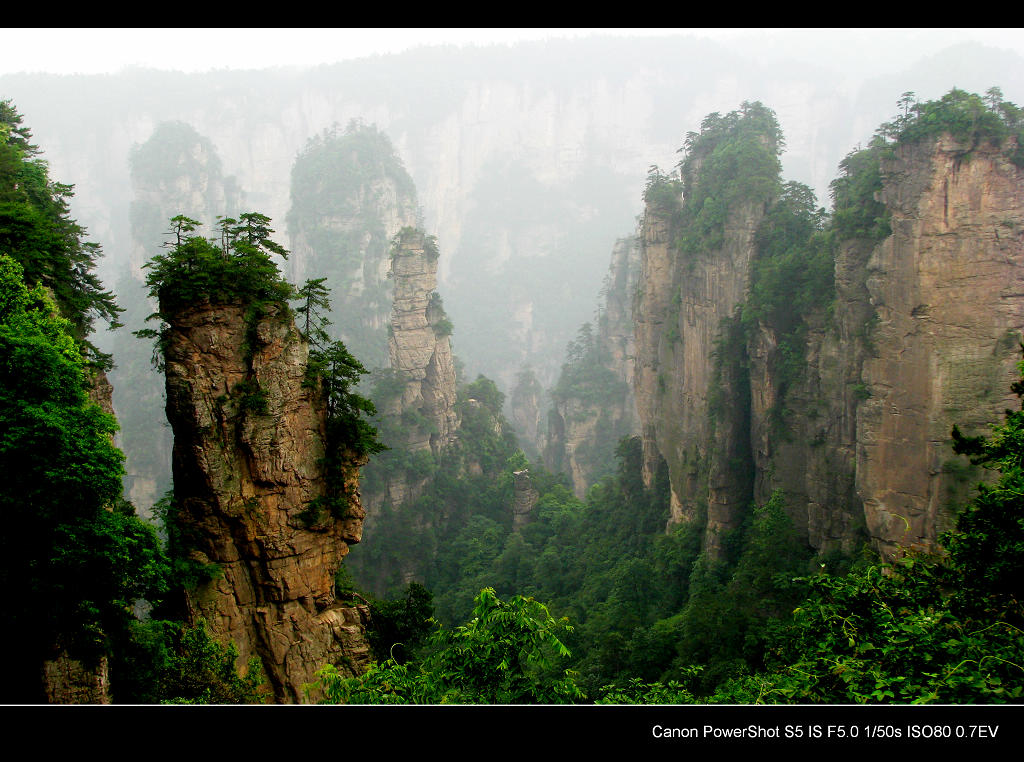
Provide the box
[163,299,371,703]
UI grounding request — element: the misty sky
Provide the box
[2,28,1022,77]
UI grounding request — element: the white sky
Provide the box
[2,28,1023,77]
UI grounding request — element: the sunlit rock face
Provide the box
[162,299,371,703]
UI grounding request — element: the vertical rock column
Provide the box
[163,300,371,703]
[633,197,763,555]
[387,229,459,456]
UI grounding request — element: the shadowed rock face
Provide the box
[163,299,371,703]
[633,195,764,554]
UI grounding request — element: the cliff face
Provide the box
[163,299,371,703]
[634,197,765,550]
[361,229,460,517]
[545,236,642,497]
[854,135,1024,556]
[5,40,875,414]
[633,131,1024,560]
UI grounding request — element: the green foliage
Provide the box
[733,181,836,428]
[830,142,891,242]
[711,555,1023,704]
[363,582,435,664]
[0,254,169,698]
[151,491,222,591]
[888,87,1024,160]
[0,100,120,367]
[945,357,1024,606]
[642,165,683,212]
[115,617,266,704]
[309,339,386,467]
[831,88,1024,246]
[140,212,293,316]
[316,587,582,704]
[293,276,331,349]
[552,322,628,411]
[154,620,267,704]
[674,102,783,254]
[703,357,1024,704]
[744,182,832,334]
[594,674,699,704]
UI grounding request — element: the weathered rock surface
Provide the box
[42,653,110,704]
[386,229,459,456]
[855,135,1024,556]
[631,132,1024,560]
[511,469,540,529]
[633,195,764,551]
[163,299,371,703]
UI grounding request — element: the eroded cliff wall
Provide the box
[361,228,460,516]
[633,126,1024,560]
[634,197,764,552]
[163,299,371,703]
[385,229,459,456]
[854,134,1024,555]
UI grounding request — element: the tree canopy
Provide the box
[0,254,167,699]
[0,100,120,368]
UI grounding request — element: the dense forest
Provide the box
[2,72,1024,712]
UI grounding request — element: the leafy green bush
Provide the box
[316,588,582,704]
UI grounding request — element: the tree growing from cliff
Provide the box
[296,276,385,468]
[295,276,331,350]
[140,212,293,316]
